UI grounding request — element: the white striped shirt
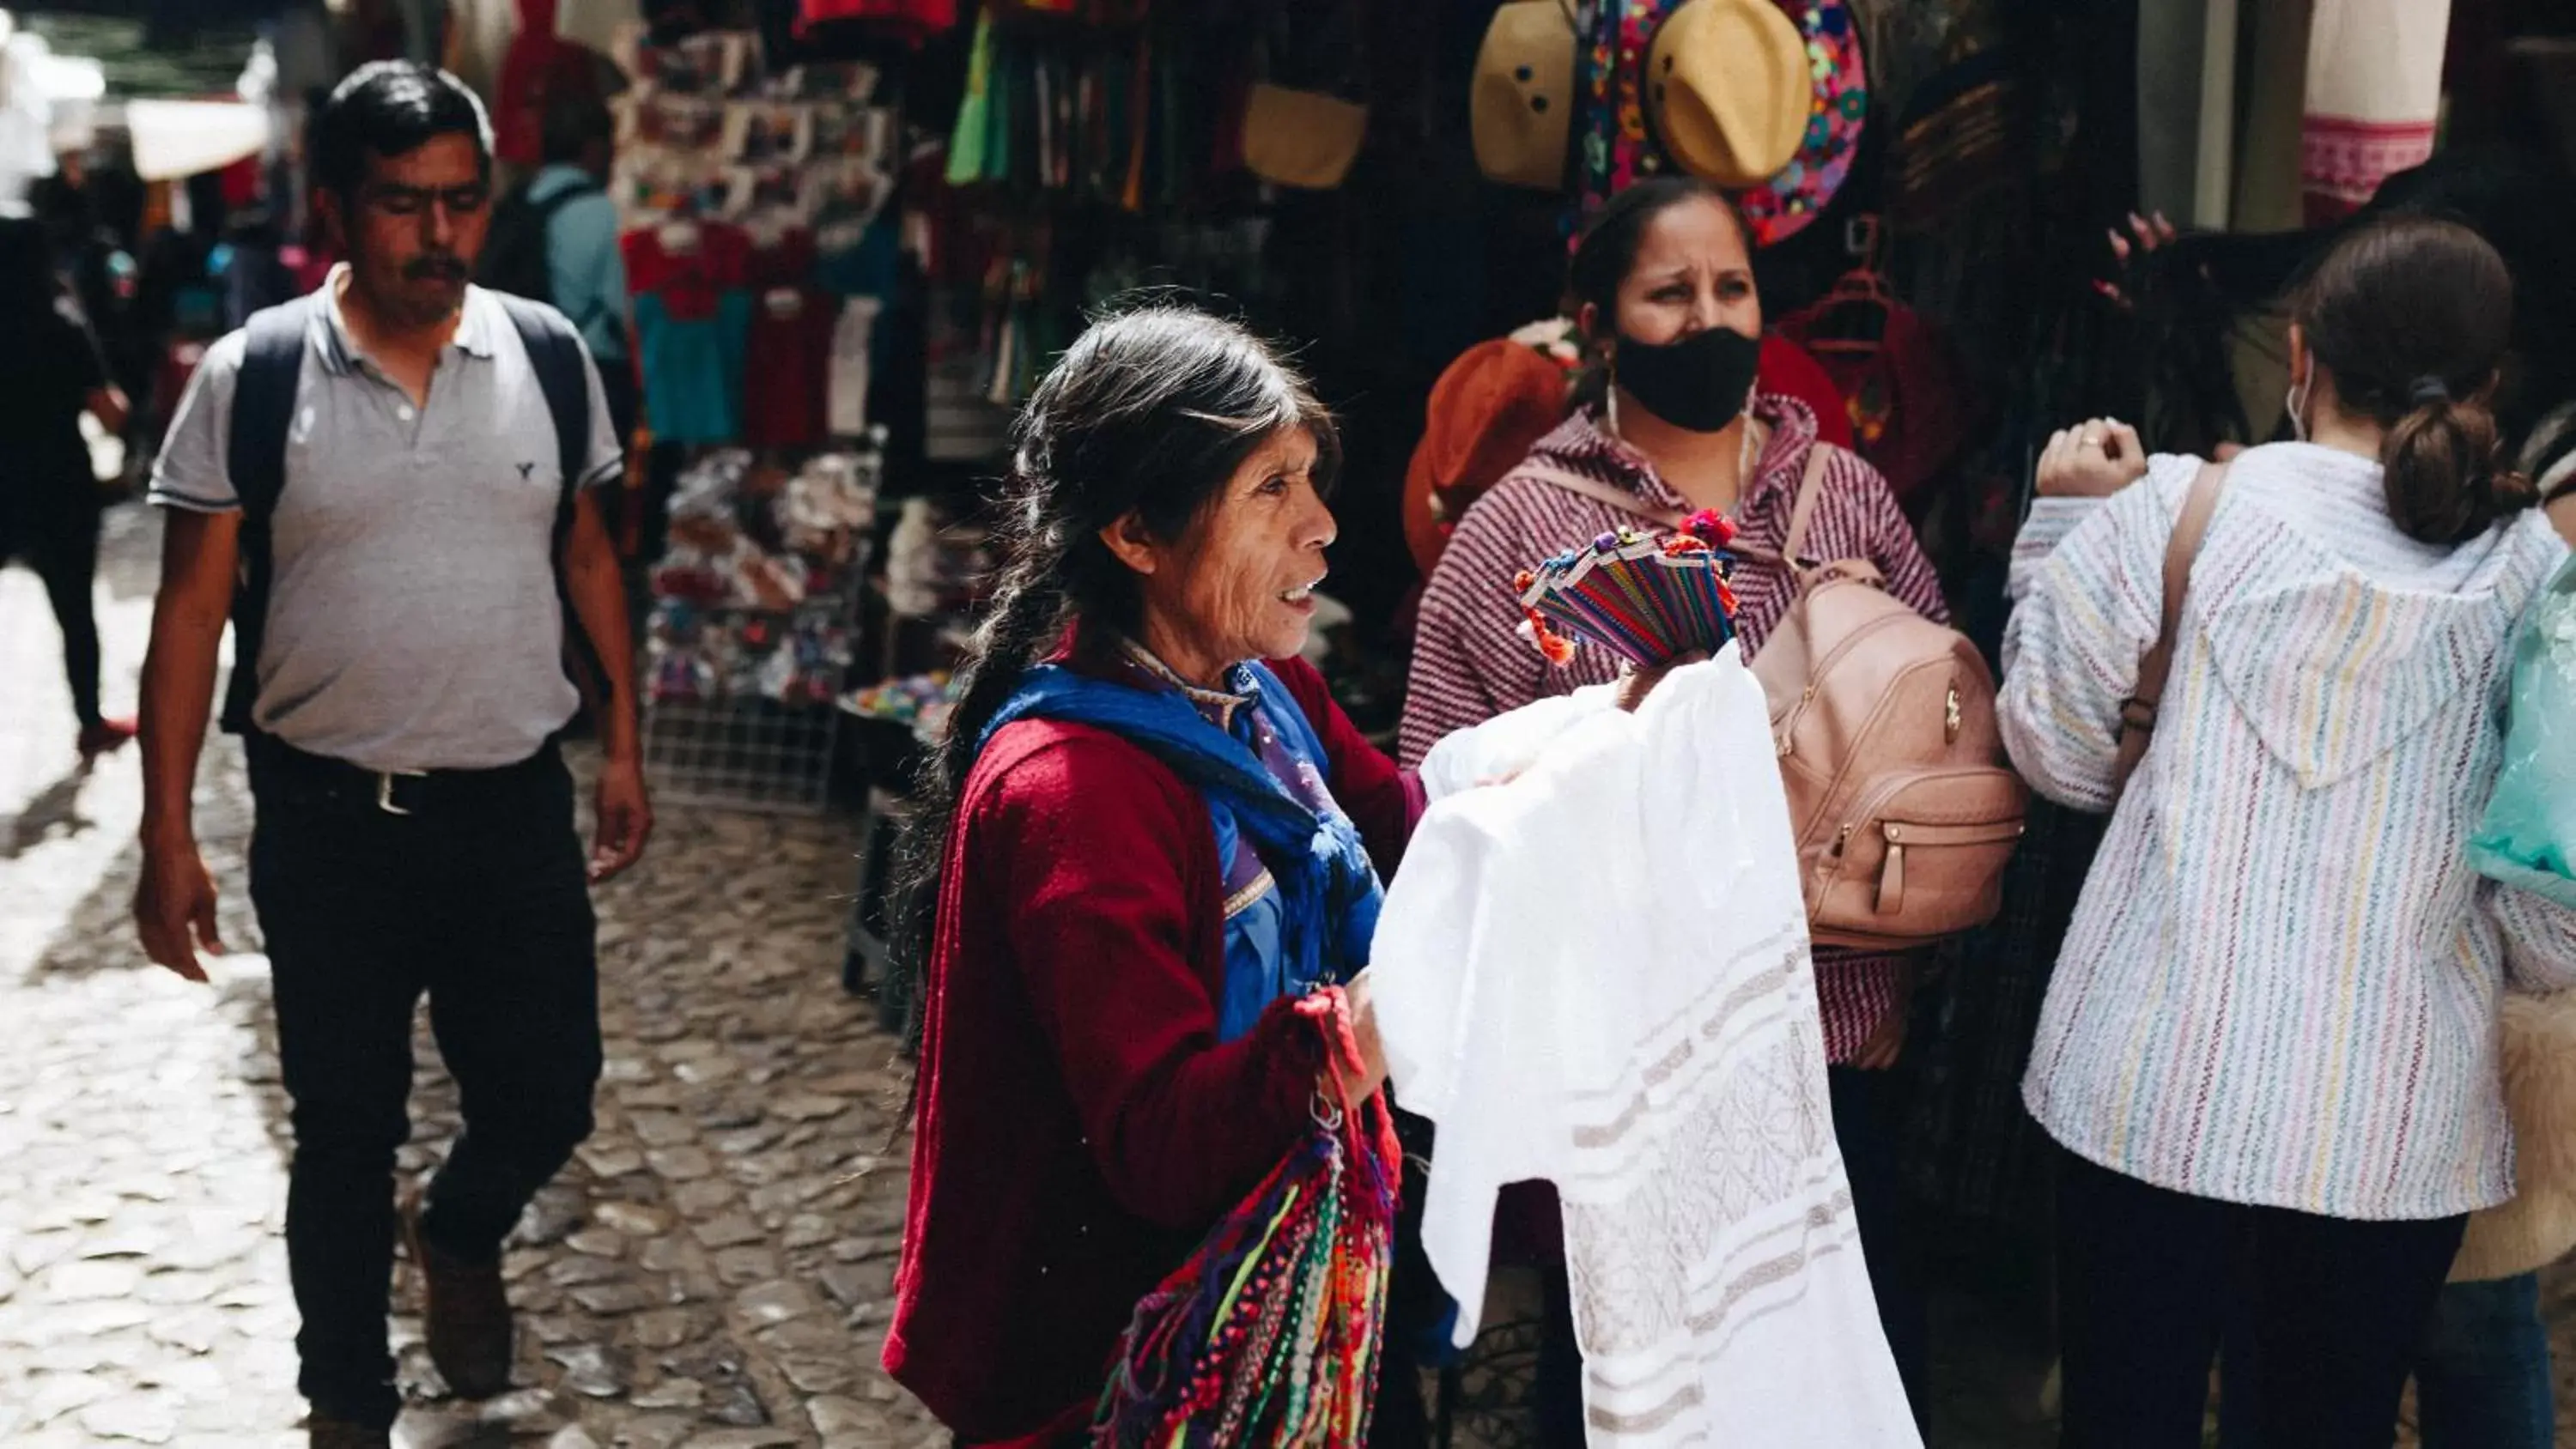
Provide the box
[2002,443,2576,1219]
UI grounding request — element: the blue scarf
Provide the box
[981,659,1383,1040]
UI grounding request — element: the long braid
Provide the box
[889,497,1076,1059]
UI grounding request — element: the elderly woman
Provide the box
[886,306,1662,1444]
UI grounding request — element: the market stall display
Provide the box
[640,440,884,812]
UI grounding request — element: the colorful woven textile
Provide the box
[1091,990,1400,1447]
[1575,0,1866,246]
[1736,0,1868,247]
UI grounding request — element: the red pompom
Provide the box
[1680,508,1737,547]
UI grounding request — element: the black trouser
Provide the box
[2,500,104,730]
[2055,1145,2467,1449]
[1830,1064,1929,1422]
[246,738,601,1430]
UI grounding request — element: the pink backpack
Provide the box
[1522,444,2026,948]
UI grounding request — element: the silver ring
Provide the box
[2081,434,2105,449]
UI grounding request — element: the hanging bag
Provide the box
[1090,987,1400,1447]
[1737,446,2026,949]
[2453,554,2576,1286]
[2469,552,2576,906]
[1240,0,1370,191]
[1519,444,2026,949]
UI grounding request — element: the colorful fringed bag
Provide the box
[1091,988,1400,1448]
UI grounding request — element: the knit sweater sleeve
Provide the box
[985,734,1324,1230]
[1400,487,1558,767]
[1997,458,2200,813]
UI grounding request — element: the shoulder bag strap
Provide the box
[1514,460,1688,530]
[2111,459,2232,797]
[1730,442,1835,575]
[218,294,319,735]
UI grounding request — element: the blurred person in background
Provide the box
[0,215,134,757]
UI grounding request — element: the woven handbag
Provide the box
[1091,988,1401,1447]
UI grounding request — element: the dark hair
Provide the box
[888,305,1340,1048]
[1564,176,1753,412]
[27,173,90,238]
[542,93,615,168]
[2291,215,2535,545]
[0,217,58,329]
[312,61,492,203]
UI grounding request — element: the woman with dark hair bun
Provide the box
[882,304,1681,1443]
[2008,214,2576,1447]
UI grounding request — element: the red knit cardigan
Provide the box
[884,654,1415,1444]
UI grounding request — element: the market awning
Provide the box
[123,96,267,180]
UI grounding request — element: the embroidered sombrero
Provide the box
[1735,0,1868,246]
[1576,0,1867,248]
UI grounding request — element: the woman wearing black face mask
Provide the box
[1399,175,1947,1434]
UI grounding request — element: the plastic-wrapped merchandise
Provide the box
[2471,554,2576,907]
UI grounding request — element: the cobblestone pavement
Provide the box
[0,506,939,1447]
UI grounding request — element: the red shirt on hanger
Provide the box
[795,0,959,45]
[623,220,753,319]
[741,228,839,448]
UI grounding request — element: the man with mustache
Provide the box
[132,61,647,1449]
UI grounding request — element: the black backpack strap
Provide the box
[220,294,319,735]
[495,291,612,708]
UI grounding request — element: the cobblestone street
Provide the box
[0,506,941,1447]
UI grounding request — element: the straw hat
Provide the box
[1472,1,1580,192]
[1735,0,1872,246]
[1643,0,1809,190]
[1243,82,1369,191]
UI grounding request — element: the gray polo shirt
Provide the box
[151,274,622,773]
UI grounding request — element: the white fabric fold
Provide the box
[1376,645,1919,1447]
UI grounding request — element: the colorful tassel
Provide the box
[1091,987,1400,1449]
[1513,524,1741,669]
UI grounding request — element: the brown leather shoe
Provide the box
[399,1191,515,1398]
[308,1413,393,1449]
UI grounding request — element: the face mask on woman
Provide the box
[1614,324,1762,433]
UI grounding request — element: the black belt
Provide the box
[246,734,563,818]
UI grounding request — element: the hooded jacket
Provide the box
[2000,443,2576,1219]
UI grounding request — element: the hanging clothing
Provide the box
[492,0,611,168]
[1373,649,1922,1447]
[796,0,958,46]
[739,228,834,449]
[445,0,522,114]
[2302,0,2453,223]
[825,294,880,440]
[623,222,752,445]
[556,0,640,53]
